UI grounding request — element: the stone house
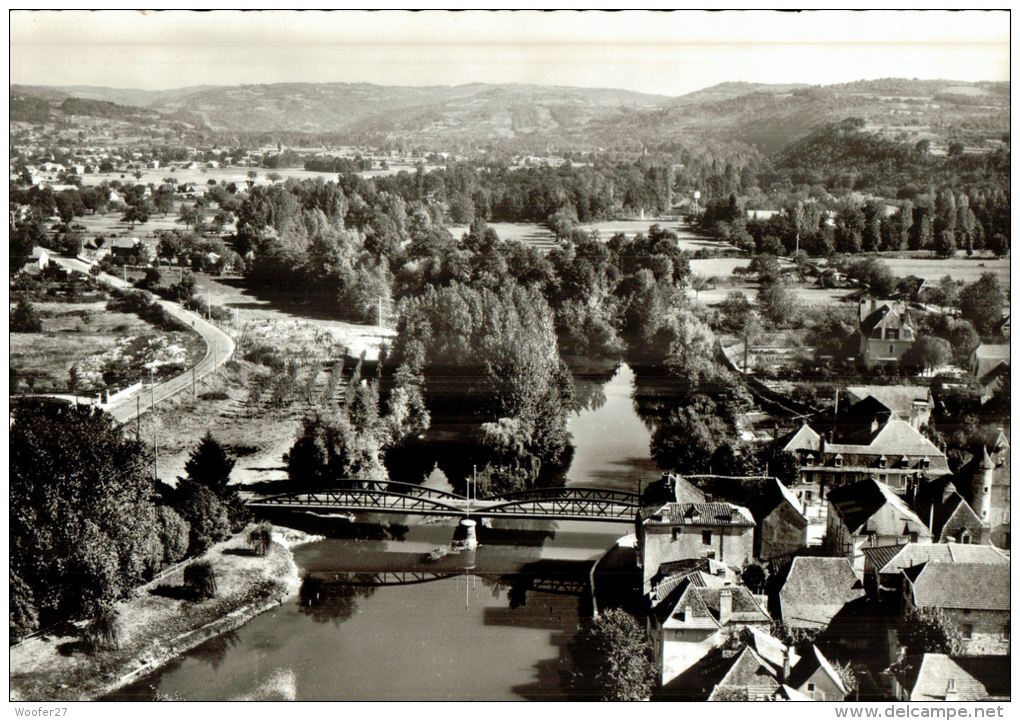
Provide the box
[826,479,932,573]
[638,502,755,594]
[649,579,770,686]
[902,562,1009,655]
[857,299,916,367]
[891,654,1009,701]
[775,556,866,632]
[861,542,1008,603]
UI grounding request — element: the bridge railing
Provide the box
[482,486,640,506]
[249,488,466,515]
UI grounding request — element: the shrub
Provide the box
[157,505,191,565]
[246,522,274,557]
[183,561,217,601]
[84,606,122,654]
[11,299,42,333]
[173,479,230,555]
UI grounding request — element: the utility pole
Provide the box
[192,366,196,398]
[153,431,158,481]
[207,290,211,321]
[136,395,141,441]
[150,367,155,413]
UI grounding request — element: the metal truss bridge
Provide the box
[248,480,639,523]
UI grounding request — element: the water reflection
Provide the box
[297,574,378,626]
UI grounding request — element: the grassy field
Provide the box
[9,526,316,702]
[880,255,1010,290]
[74,163,440,190]
[192,273,394,361]
[10,299,205,394]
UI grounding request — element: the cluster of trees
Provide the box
[10,402,245,640]
[385,282,573,494]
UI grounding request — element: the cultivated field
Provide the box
[880,255,1010,291]
[10,300,204,394]
[75,163,440,190]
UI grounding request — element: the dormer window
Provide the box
[921,458,931,470]
[805,454,815,466]
[900,457,911,469]
[878,455,888,469]
[833,454,843,468]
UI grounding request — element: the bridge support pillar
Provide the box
[454,519,478,550]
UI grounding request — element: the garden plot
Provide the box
[10,300,204,394]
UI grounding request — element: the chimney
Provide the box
[719,590,733,624]
[945,679,958,701]
[682,606,691,624]
[782,646,791,683]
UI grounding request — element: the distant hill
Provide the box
[11,78,1008,156]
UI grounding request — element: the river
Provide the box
[109,363,654,701]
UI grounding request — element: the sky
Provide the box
[9,10,1011,97]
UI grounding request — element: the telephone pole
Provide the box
[136,395,141,441]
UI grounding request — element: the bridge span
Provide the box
[248,480,639,523]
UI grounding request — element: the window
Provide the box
[889,344,895,354]
[702,531,712,545]
[806,683,816,692]
[1003,624,1010,641]
[921,459,931,470]
[908,532,919,543]
[671,529,680,542]
[805,490,813,501]
[960,531,972,544]
[879,456,888,469]
[962,624,973,640]
[834,456,843,467]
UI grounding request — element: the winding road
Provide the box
[47,255,236,426]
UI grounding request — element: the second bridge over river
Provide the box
[248,481,640,523]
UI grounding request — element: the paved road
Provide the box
[48,255,236,425]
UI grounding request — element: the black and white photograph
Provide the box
[7,8,1012,706]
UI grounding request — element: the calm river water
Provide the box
[110,364,653,701]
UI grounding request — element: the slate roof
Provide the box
[656,580,769,628]
[784,419,950,476]
[827,479,931,537]
[894,655,1011,701]
[778,557,865,630]
[641,502,755,527]
[708,647,780,701]
[864,542,1008,576]
[845,385,931,419]
[786,646,848,697]
[906,562,1009,611]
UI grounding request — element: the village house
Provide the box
[638,502,755,594]
[856,298,916,367]
[891,654,1009,701]
[774,556,866,632]
[861,542,1008,603]
[901,562,1009,655]
[20,246,50,273]
[664,628,848,701]
[826,479,932,573]
[649,579,770,686]
[912,480,986,544]
[748,478,810,560]
[969,344,1010,381]
[844,385,934,430]
[782,416,950,521]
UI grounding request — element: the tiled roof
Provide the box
[907,562,1009,611]
[778,557,865,629]
[786,419,950,475]
[659,582,769,628]
[642,502,755,527]
[862,544,905,572]
[895,655,1011,701]
[871,542,1008,576]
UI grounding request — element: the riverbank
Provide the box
[9,525,320,702]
